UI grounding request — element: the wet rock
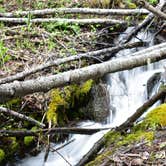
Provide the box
[146,72,161,99]
[80,83,110,122]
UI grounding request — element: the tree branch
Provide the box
[0,107,45,128]
[0,8,149,18]
[135,0,166,20]
[0,17,126,25]
[0,41,144,85]
[0,42,165,103]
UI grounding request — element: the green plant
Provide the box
[0,41,11,67]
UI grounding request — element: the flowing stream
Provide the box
[18,29,165,166]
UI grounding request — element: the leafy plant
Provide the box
[0,41,11,67]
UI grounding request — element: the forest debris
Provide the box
[122,0,166,43]
[0,17,126,25]
[0,8,149,17]
[0,41,144,85]
[134,0,166,20]
[0,42,165,104]
[0,106,45,128]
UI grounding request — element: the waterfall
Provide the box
[17,29,165,166]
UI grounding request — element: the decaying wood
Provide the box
[0,17,126,25]
[123,0,166,43]
[135,0,166,20]
[0,8,149,17]
[0,106,45,128]
[0,42,165,104]
[0,127,110,137]
[0,41,143,85]
[116,89,166,131]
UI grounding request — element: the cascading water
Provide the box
[18,29,165,166]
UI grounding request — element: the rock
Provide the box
[130,158,143,166]
[146,72,161,99]
[80,82,110,122]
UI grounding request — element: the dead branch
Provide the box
[0,127,110,137]
[0,106,45,128]
[0,41,143,85]
[0,17,126,25]
[123,0,166,43]
[0,8,149,18]
[116,89,166,131]
[76,88,166,166]
[135,0,166,20]
[0,42,165,103]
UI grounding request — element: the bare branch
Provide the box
[0,42,143,85]
[0,8,149,18]
[0,107,45,128]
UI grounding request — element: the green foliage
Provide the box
[148,0,158,5]
[24,136,34,146]
[0,40,11,67]
[43,22,80,34]
[0,149,5,163]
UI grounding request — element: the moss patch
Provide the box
[46,79,93,126]
[135,104,166,130]
[0,149,5,163]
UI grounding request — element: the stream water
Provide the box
[18,29,165,166]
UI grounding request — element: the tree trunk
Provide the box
[0,17,126,25]
[0,41,143,85]
[0,42,166,103]
[0,8,149,17]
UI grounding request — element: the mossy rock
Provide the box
[24,136,35,146]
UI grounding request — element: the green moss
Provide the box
[117,131,154,146]
[0,149,5,162]
[24,136,34,146]
[47,89,66,125]
[46,79,93,125]
[9,137,19,154]
[135,104,166,130]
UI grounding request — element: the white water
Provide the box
[18,30,165,166]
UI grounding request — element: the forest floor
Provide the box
[0,0,166,165]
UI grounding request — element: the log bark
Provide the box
[0,8,149,18]
[135,0,166,20]
[0,42,166,103]
[0,41,143,85]
[0,127,110,137]
[0,106,45,128]
[123,0,165,43]
[0,17,126,25]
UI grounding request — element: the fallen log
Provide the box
[0,17,126,25]
[0,8,149,18]
[0,127,110,137]
[0,42,166,103]
[135,0,166,20]
[123,0,165,43]
[0,41,143,85]
[0,106,45,128]
[116,89,166,131]
[76,88,166,166]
